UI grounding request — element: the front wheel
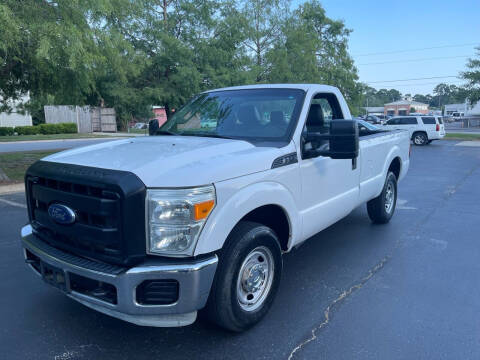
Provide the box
[367,171,397,224]
[204,221,283,332]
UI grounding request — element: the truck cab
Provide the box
[21,84,410,331]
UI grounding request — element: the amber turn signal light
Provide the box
[193,200,215,221]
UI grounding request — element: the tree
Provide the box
[0,0,146,121]
[461,46,480,104]
[265,0,363,113]
[413,94,431,104]
[240,0,286,82]
[1,0,366,125]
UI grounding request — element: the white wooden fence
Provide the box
[44,106,117,133]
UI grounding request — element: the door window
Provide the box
[386,118,400,125]
[302,93,344,157]
[399,117,418,125]
[304,93,343,133]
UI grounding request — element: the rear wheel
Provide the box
[367,172,397,224]
[412,132,428,146]
[204,221,282,332]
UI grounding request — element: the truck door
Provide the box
[298,93,360,240]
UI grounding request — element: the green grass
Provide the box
[444,133,480,141]
[0,133,116,142]
[0,150,60,184]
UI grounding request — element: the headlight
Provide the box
[146,186,215,256]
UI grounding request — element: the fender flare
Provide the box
[194,181,301,256]
[373,145,402,198]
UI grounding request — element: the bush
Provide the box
[15,126,39,135]
[38,123,59,134]
[0,127,14,136]
[57,123,77,133]
[11,123,78,136]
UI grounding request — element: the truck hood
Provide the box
[42,136,293,187]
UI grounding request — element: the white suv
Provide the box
[383,115,445,145]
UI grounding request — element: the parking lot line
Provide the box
[455,141,480,147]
[0,198,27,209]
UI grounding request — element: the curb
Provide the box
[0,183,24,195]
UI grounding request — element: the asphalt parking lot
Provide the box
[1,140,480,360]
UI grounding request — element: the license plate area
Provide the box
[41,261,67,292]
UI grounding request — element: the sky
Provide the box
[293,0,480,95]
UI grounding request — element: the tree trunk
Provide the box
[165,103,171,119]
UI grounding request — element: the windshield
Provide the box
[358,120,380,130]
[159,89,305,141]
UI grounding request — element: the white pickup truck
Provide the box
[21,84,410,332]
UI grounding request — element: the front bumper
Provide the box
[21,225,218,327]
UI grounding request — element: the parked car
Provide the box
[383,115,445,145]
[452,112,464,120]
[357,119,381,133]
[365,115,382,124]
[443,115,455,123]
[20,84,410,332]
[132,122,147,129]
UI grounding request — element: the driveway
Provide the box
[1,140,480,359]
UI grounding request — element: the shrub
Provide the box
[57,123,77,133]
[0,127,14,136]
[11,123,78,136]
[38,123,59,134]
[15,126,39,135]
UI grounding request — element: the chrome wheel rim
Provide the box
[414,135,424,145]
[385,181,395,213]
[236,246,274,312]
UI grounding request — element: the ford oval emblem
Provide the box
[48,204,76,225]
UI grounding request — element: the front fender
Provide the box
[194,180,301,256]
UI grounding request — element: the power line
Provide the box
[372,80,465,88]
[353,42,478,57]
[358,55,471,66]
[366,75,459,84]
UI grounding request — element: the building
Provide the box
[444,103,468,116]
[384,100,429,116]
[151,106,168,127]
[0,95,32,127]
[363,106,385,115]
[466,102,480,117]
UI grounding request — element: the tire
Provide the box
[204,221,283,332]
[412,132,428,146]
[367,171,397,224]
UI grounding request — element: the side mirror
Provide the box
[303,119,359,160]
[148,119,159,135]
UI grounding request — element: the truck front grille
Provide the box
[25,161,146,266]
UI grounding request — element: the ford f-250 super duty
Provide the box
[21,84,410,332]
